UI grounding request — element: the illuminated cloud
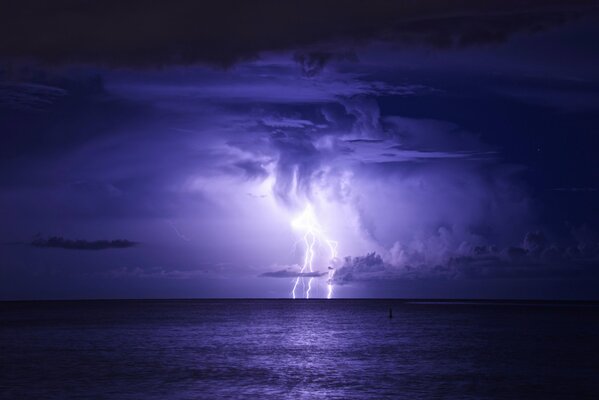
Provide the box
[1,1,598,299]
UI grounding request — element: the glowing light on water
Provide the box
[291,204,338,299]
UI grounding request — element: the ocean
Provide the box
[1,299,598,399]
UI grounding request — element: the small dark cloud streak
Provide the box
[31,236,137,250]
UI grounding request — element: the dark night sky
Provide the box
[1,0,599,300]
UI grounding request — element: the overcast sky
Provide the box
[1,0,599,300]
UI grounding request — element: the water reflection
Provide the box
[2,300,599,399]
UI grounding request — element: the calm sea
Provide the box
[1,299,599,399]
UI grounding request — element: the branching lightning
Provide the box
[291,204,338,299]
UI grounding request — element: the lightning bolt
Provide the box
[291,204,338,299]
[167,220,190,242]
[325,239,338,299]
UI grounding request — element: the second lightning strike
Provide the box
[291,204,338,299]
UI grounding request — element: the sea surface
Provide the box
[1,299,599,399]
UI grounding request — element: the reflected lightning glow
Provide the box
[291,204,338,299]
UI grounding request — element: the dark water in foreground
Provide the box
[1,300,599,399]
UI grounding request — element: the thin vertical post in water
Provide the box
[389,307,393,319]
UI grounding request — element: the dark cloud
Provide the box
[293,52,334,78]
[293,51,357,77]
[0,0,596,67]
[31,236,137,250]
[553,187,598,192]
[260,268,327,278]
[0,68,145,162]
[333,253,388,285]
[0,82,67,111]
[333,229,599,284]
[232,160,270,180]
[269,131,323,205]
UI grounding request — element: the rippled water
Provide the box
[1,300,599,399]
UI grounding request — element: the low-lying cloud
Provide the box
[31,236,137,250]
[260,268,327,278]
[334,229,599,284]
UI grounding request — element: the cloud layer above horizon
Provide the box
[1,0,599,299]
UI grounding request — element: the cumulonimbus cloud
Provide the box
[333,229,599,284]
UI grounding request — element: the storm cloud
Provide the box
[1,0,596,67]
[1,1,598,299]
[334,229,599,284]
[31,236,137,250]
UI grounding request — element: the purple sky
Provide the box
[1,0,599,299]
